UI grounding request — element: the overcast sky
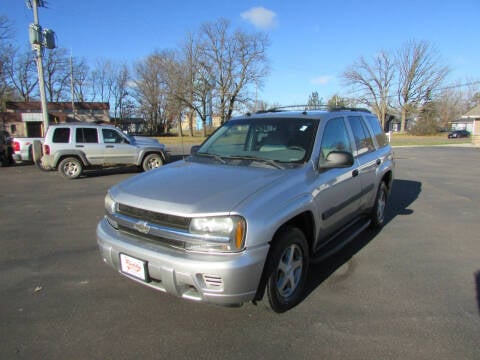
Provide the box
[5,0,480,105]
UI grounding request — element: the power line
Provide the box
[435,81,480,92]
[347,80,480,102]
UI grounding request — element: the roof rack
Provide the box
[247,105,371,115]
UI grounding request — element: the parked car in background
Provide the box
[0,130,14,167]
[448,130,470,139]
[97,108,395,312]
[12,136,44,163]
[41,123,169,179]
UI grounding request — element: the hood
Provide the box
[131,136,164,148]
[111,160,287,216]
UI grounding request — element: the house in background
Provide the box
[1,101,110,137]
[450,104,480,145]
[111,117,147,134]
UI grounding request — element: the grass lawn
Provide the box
[155,135,206,145]
[154,132,474,147]
[389,133,472,146]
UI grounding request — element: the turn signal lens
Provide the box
[235,219,246,250]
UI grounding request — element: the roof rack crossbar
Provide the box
[249,105,371,115]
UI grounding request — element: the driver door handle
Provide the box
[352,169,359,177]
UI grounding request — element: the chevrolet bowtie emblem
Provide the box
[134,221,150,234]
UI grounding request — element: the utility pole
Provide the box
[70,52,75,120]
[27,0,56,135]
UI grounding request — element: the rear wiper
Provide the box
[196,152,226,164]
[224,155,284,169]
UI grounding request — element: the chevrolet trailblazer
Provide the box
[97,108,394,312]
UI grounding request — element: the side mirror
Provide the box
[190,145,200,155]
[319,151,354,169]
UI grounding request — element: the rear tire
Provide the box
[58,157,83,179]
[265,226,309,313]
[370,182,388,228]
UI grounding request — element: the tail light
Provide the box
[13,141,20,152]
[43,145,50,155]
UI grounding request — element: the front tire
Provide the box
[58,157,83,179]
[142,153,163,171]
[265,227,309,313]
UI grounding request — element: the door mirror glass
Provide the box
[319,151,354,169]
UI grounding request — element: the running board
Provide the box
[310,219,371,264]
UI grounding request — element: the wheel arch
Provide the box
[252,210,315,303]
[382,170,394,193]
[54,151,89,169]
[138,149,166,166]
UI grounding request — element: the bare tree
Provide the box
[0,15,13,42]
[179,34,199,136]
[71,57,90,102]
[90,59,115,103]
[435,89,462,129]
[133,51,174,134]
[170,34,210,136]
[461,80,480,111]
[200,19,269,124]
[0,16,16,110]
[343,51,394,128]
[396,40,449,131]
[4,46,38,102]
[43,48,71,102]
[111,63,130,121]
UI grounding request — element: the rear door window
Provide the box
[76,128,98,143]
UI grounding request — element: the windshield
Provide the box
[195,117,318,166]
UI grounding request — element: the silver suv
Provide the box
[41,123,168,179]
[97,109,394,312]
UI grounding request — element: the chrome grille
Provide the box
[118,224,185,250]
[117,203,190,230]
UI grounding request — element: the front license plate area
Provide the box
[120,253,148,281]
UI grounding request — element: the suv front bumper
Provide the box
[97,217,269,306]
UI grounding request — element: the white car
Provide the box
[41,123,168,179]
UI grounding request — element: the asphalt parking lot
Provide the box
[1,146,479,360]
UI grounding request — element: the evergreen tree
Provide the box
[306,91,323,110]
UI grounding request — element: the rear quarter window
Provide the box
[52,128,70,143]
[366,116,389,148]
[348,116,375,155]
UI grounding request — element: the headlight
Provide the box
[187,216,246,253]
[105,192,117,214]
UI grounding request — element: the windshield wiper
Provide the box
[196,152,226,164]
[224,155,284,169]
